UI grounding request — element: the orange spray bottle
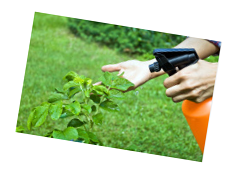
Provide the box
[149,48,210,153]
[182,98,211,153]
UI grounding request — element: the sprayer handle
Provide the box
[152,48,199,76]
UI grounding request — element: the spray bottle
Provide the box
[149,48,211,153]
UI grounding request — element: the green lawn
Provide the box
[17,12,203,161]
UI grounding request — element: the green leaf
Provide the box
[84,78,92,87]
[49,101,63,120]
[106,89,125,100]
[63,81,80,91]
[90,94,101,104]
[118,71,125,77]
[65,101,81,115]
[27,109,35,130]
[68,118,85,127]
[107,71,124,82]
[87,131,99,143]
[92,85,109,95]
[100,71,112,86]
[60,111,74,118]
[74,76,85,84]
[100,100,120,112]
[73,76,92,90]
[16,126,25,133]
[68,87,81,98]
[52,127,79,140]
[91,105,97,112]
[85,78,92,84]
[32,105,49,127]
[92,113,103,125]
[48,93,68,103]
[63,71,79,81]
[41,102,51,107]
[55,88,65,94]
[81,104,92,114]
[99,71,126,90]
[77,128,90,143]
[111,77,134,91]
[84,89,91,98]
[44,131,53,137]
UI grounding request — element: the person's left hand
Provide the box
[163,60,218,103]
[93,59,165,90]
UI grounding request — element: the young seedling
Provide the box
[24,71,134,145]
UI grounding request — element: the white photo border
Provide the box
[6,5,231,181]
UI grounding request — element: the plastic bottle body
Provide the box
[182,97,212,153]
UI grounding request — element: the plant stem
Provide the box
[100,95,106,104]
[83,124,88,131]
[90,121,94,131]
[85,97,88,104]
[79,84,86,102]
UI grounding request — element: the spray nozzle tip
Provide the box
[149,62,160,73]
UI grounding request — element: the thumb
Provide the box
[102,64,121,72]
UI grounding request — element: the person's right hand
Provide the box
[163,60,218,103]
[99,60,165,90]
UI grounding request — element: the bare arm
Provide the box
[175,37,220,59]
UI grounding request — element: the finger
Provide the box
[101,64,121,72]
[163,72,181,89]
[172,92,192,103]
[172,96,185,103]
[171,90,199,103]
[166,84,185,97]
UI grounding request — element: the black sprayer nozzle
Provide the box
[149,62,160,73]
[149,48,199,76]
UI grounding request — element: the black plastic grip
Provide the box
[168,53,197,67]
[150,48,199,76]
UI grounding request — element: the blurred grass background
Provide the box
[17,12,218,161]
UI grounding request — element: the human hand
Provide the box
[99,59,165,90]
[163,60,218,103]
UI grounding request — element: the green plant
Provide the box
[67,18,185,58]
[26,71,134,145]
